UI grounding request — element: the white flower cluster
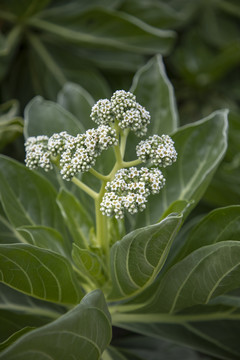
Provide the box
[90,90,150,136]
[25,135,52,171]
[100,167,165,219]
[136,134,177,167]
[25,126,117,180]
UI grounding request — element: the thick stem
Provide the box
[95,182,109,259]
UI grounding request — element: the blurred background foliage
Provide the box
[0,0,239,215]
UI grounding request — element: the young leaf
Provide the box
[24,96,84,138]
[0,156,67,236]
[57,188,94,249]
[135,109,228,226]
[108,214,182,301]
[72,244,106,286]
[0,244,83,305]
[0,290,112,360]
[130,54,179,135]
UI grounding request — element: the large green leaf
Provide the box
[57,82,95,130]
[0,214,21,244]
[178,205,240,259]
[24,96,85,138]
[108,214,182,301]
[113,316,240,360]
[130,54,178,135]
[0,243,83,305]
[0,283,64,342]
[30,8,176,55]
[111,335,207,360]
[134,109,228,227]
[57,188,94,249]
[0,156,66,236]
[120,241,240,315]
[0,289,112,360]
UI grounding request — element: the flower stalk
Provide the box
[24,89,177,282]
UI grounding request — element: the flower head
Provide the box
[25,135,52,171]
[90,90,150,137]
[25,126,118,181]
[90,99,114,125]
[100,167,165,219]
[136,134,177,167]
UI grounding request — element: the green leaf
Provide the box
[0,283,64,342]
[24,96,84,138]
[179,205,240,259]
[57,82,95,130]
[57,188,94,249]
[135,109,228,226]
[0,215,20,244]
[159,199,190,221]
[0,243,83,305]
[135,241,240,314]
[108,214,182,301]
[112,335,205,360]
[113,317,240,360]
[0,27,22,82]
[0,327,34,352]
[0,156,66,236]
[27,34,111,100]
[203,111,240,207]
[119,0,200,29]
[0,100,23,150]
[0,0,50,17]
[31,8,176,55]
[130,54,178,135]
[18,225,70,256]
[72,244,106,286]
[0,289,112,360]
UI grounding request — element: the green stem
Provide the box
[89,168,109,182]
[71,176,98,200]
[95,182,109,259]
[122,158,142,168]
[120,128,129,157]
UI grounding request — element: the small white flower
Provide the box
[136,134,177,167]
[90,99,114,125]
[25,135,52,172]
[100,166,165,218]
